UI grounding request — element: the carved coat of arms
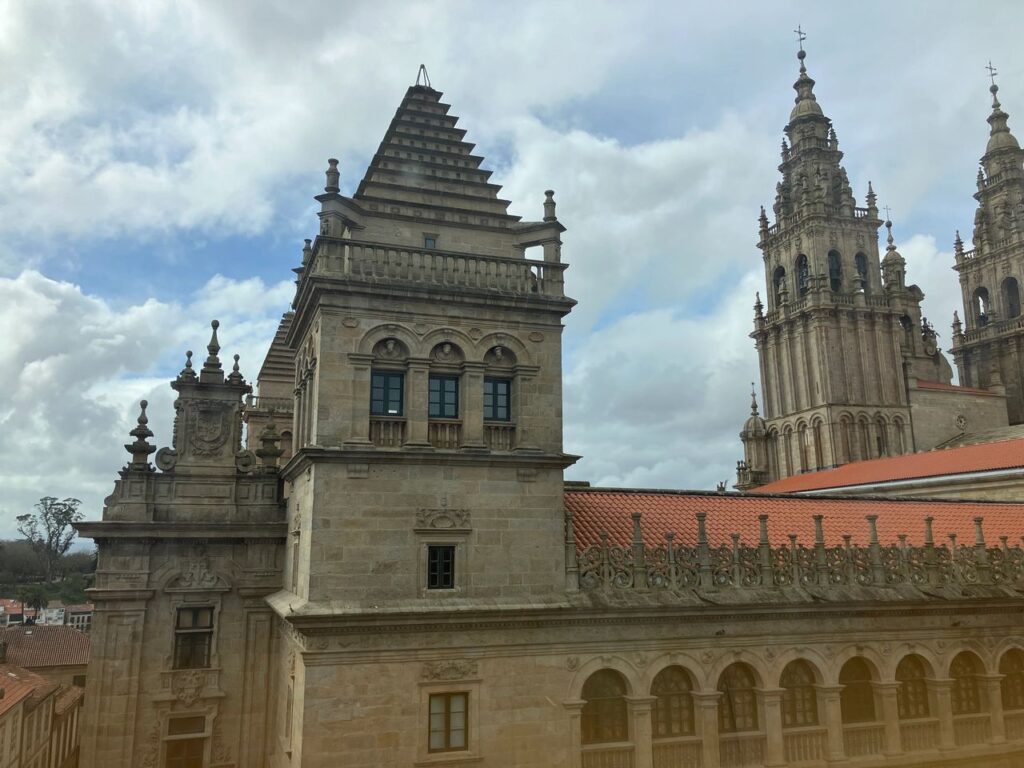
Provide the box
[188,400,232,456]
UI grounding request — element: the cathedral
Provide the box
[75,48,1024,768]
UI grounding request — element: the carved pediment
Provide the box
[415,508,471,531]
[167,558,230,592]
[421,659,478,680]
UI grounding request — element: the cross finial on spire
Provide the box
[794,25,806,52]
[416,64,431,88]
[987,61,998,88]
[750,383,759,416]
[883,204,891,221]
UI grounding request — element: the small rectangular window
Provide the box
[371,372,405,416]
[429,692,468,752]
[428,376,459,419]
[165,737,205,768]
[424,236,437,249]
[173,607,213,670]
[167,717,206,736]
[427,545,455,590]
[483,379,511,421]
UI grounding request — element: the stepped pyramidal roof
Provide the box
[353,83,521,225]
[257,312,294,383]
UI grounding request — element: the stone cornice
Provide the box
[76,521,287,541]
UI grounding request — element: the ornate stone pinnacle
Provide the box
[325,158,340,193]
[256,418,284,467]
[124,399,157,468]
[202,320,222,373]
[227,354,244,385]
[178,349,197,382]
[543,190,557,222]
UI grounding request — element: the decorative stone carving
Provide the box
[234,449,257,473]
[187,400,233,456]
[431,342,464,364]
[373,338,407,360]
[485,345,515,367]
[421,660,479,680]
[528,331,544,343]
[172,669,205,706]
[174,558,220,590]
[566,656,579,671]
[342,317,359,328]
[415,508,471,530]
[155,447,178,471]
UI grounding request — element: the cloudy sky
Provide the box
[1,0,1022,538]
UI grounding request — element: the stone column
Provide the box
[816,684,846,761]
[562,700,585,768]
[344,354,373,446]
[759,688,786,767]
[692,691,722,768]
[404,358,432,448]
[459,362,486,450]
[874,681,903,755]
[928,678,957,751]
[627,695,657,768]
[981,674,1006,744]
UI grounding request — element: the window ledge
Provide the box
[414,755,483,767]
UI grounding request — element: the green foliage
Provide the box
[15,496,83,582]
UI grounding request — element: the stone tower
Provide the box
[950,77,1024,424]
[736,46,950,489]
[268,77,577,764]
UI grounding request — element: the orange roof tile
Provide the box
[565,488,1024,549]
[54,684,85,715]
[915,379,998,396]
[754,437,1024,493]
[0,664,56,716]
[2,625,90,669]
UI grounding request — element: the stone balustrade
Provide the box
[244,395,293,412]
[581,744,635,768]
[484,423,515,451]
[842,722,886,757]
[782,726,827,763]
[428,420,462,449]
[898,718,940,752]
[651,737,702,768]
[309,238,567,298]
[719,732,764,767]
[953,713,992,747]
[571,511,1024,595]
[369,416,406,447]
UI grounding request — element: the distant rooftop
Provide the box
[2,625,90,668]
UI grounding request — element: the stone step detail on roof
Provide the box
[568,508,1021,597]
[354,84,517,221]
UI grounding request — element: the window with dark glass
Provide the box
[828,250,843,292]
[896,656,930,719]
[428,692,467,752]
[651,666,695,738]
[371,372,404,416]
[428,375,459,419]
[839,658,876,723]
[424,236,437,249]
[796,254,810,296]
[173,607,213,670]
[427,545,455,589]
[1001,650,1024,711]
[781,660,818,727]
[582,670,629,744]
[855,252,869,292]
[483,379,511,421]
[165,716,206,768]
[718,663,758,733]
[950,653,982,715]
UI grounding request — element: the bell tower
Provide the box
[950,70,1024,424]
[737,42,937,488]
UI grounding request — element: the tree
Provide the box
[16,584,49,617]
[16,497,83,582]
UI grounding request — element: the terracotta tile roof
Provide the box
[2,625,90,669]
[0,599,36,618]
[915,379,998,396]
[754,437,1024,493]
[565,488,1024,549]
[54,683,85,715]
[0,664,56,716]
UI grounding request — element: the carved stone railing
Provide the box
[311,239,567,298]
[484,423,516,451]
[1005,710,1024,741]
[572,511,1024,595]
[961,314,1024,344]
[428,420,462,450]
[581,744,635,768]
[953,713,991,747]
[782,725,827,763]
[899,718,939,752]
[652,737,702,768]
[842,723,885,757]
[719,732,765,768]
[244,395,293,412]
[370,416,406,448]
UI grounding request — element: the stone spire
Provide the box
[881,218,906,289]
[790,46,823,121]
[985,72,1021,156]
[201,320,224,383]
[124,400,156,471]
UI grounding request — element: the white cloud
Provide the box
[0,270,291,538]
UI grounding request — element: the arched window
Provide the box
[651,666,695,738]
[892,419,906,455]
[718,663,759,733]
[839,658,876,723]
[797,423,809,472]
[896,655,930,719]
[974,287,991,327]
[875,417,888,457]
[773,266,787,302]
[950,652,983,715]
[828,250,843,292]
[840,418,853,464]
[1004,277,1021,319]
[855,253,869,293]
[796,255,810,296]
[858,419,872,460]
[1001,649,1024,712]
[780,660,819,727]
[582,670,629,744]
[812,421,824,470]
[783,427,794,477]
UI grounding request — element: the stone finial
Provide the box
[885,219,896,251]
[227,354,244,385]
[178,350,197,382]
[758,514,770,547]
[828,125,838,148]
[758,206,769,233]
[866,180,877,211]
[754,291,764,318]
[124,400,156,469]
[302,239,313,267]
[954,230,965,259]
[256,417,284,467]
[200,320,226,383]
[325,158,340,193]
[543,190,557,222]
[977,166,985,191]
[749,383,759,416]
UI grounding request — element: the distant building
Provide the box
[62,605,93,635]
[1,627,90,690]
